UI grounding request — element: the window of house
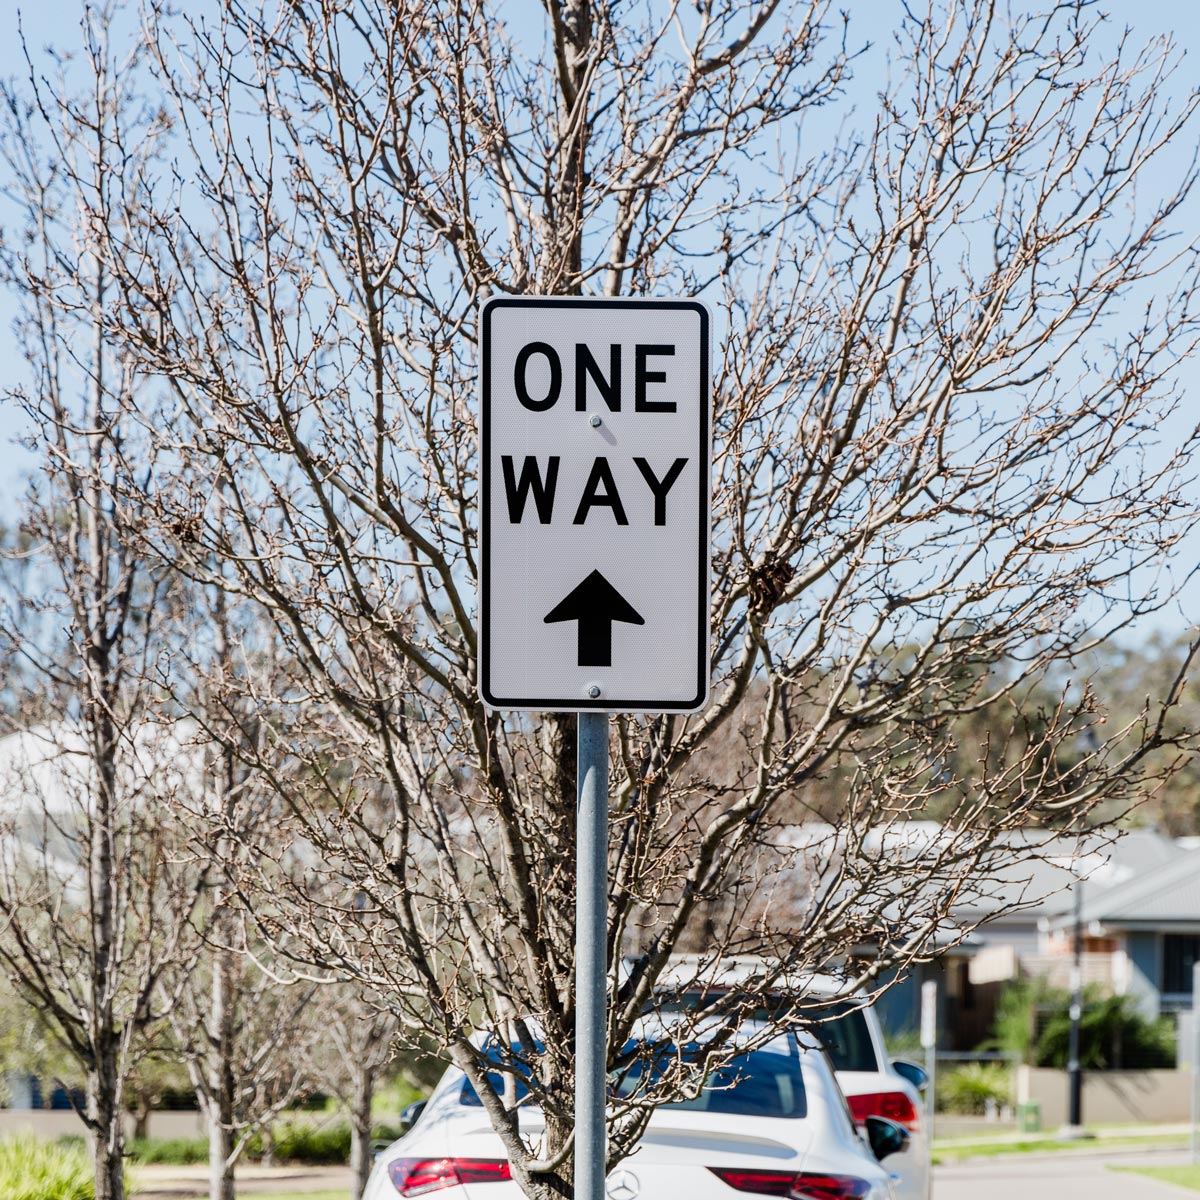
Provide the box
[1162,934,1200,995]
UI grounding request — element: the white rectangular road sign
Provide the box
[480,297,711,712]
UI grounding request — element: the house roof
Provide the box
[1047,845,1200,930]
[774,821,1190,944]
[963,826,1188,919]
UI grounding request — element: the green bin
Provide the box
[1016,1101,1040,1133]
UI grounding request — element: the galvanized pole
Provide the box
[920,980,937,1157]
[575,712,609,1200]
[1191,960,1200,1165]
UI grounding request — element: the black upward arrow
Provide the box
[543,569,645,667]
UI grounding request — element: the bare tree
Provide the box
[0,19,208,1198]
[149,571,325,1200]
[166,934,323,1195]
[7,1,1200,1197]
[301,984,399,1200]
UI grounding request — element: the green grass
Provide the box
[932,1133,1188,1163]
[1111,1166,1200,1190]
[234,1193,346,1200]
[0,1134,94,1200]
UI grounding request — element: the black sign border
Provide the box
[479,297,711,713]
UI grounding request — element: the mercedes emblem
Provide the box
[605,1168,641,1200]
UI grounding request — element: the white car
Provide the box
[804,990,927,1200]
[364,1024,905,1200]
[647,963,930,1200]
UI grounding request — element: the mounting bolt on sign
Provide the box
[479,296,712,712]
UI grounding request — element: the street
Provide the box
[935,1148,1195,1200]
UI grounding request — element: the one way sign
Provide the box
[479,297,711,712]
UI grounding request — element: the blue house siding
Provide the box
[873,959,972,1046]
[1124,930,1161,1019]
[874,964,919,1040]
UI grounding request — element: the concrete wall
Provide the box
[1014,1065,1193,1128]
[0,1109,205,1140]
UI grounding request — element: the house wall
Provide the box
[1124,931,1162,1019]
[872,964,919,1040]
[872,958,989,1051]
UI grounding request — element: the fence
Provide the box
[1015,1066,1196,1128]
[0,1109,205,1140]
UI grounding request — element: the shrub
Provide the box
[936,1063,1012,1115]
[987,980,1177,1069]
[130,1125,353,1166]
[0,1134,94,1200]
[272,1122,351,1164]
[374,1073,430,1115]
[1036,994,1176,1069]
[128,1136,208,1165]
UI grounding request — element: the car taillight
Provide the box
[845,1089,920,1130]
[388,1157,511,1195]
[788,1174,874,1200]
[708,1167,871,1199]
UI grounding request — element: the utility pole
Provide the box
[1062,879,1086,1138]
[1191,960,1200,1165]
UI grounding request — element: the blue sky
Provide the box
[0,1,1196,634]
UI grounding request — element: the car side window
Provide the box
[809,1003,880,1073]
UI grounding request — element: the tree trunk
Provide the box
[87,706,124,1200]
[349,1062,374,1200]
[209,589,237,1200]
[132,1097,150,1142]
[87,1059,125,1200]
[207,942,236,1200]
[206,1087,235,1200]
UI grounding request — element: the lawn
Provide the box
[209,1194,345,1200]
[1111,1166,1200,1190]
[932,1133,1188,1164]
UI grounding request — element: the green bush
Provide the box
[882,1028,925,1058]
[986,979,1176,1069]
[374,1074,429,1115]
[272,1122,351,1164]
[1036,994,1176,1069]
[936,1063,1012,1115]
[130,1125,353,1166]
[128,1136,208,1165]
[0,1134,94,1200]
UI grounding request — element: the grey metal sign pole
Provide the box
[575,712,609,1200]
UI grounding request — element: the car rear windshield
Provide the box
[611,1047,807,1119]
[458,1041,535,1108]
[655,991,879,1074]
[461,1045,808,1119]
[459,1073,531,1107]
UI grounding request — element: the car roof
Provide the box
[631,955,864,1000]
[627,1013,824,1053]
